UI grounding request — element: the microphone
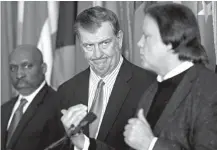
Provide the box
[44,112,97,150]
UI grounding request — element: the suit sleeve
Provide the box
[36,93,66,150]
[153,91,217,150]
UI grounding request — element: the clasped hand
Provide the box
[61,104,87,149]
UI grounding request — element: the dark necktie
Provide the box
[7,98,27,146]
[89,80,105,138]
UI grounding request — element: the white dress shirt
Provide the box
[7,81,46,129]
[75,56,123,150]
[148,61,194,150]
[157,61,194,82]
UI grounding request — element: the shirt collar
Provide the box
[19,81,46,102]
[90,56,123,85]
[157,61,194,82]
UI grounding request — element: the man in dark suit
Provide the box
[1,45,63,150]
[58,6,155,150]
[124,3,217,150]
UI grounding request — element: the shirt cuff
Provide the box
[74,134,90,150]
[148,137,158,150]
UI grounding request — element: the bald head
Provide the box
[10,45,44,65]
[9,45,47,96]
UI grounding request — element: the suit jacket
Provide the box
[57,59,156,150]
[138,65,217,150]
[1,84,64,150]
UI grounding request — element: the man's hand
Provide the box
[123,109,155,150]
[61,104,88,149]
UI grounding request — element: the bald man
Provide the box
[1,45,64,150]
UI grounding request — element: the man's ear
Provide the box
[117,30,123,49]
[41,63,47,74]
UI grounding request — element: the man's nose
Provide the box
[16,67,25,79]
[137,35,144,48]
[93,45,103,58]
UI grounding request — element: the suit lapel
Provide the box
[7,84,49,149]
[97,60,131,141]
[74,68,90,135]
[138,82,158,117]
[1,97,17,149]
[154,66,199,135]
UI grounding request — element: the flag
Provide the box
[51,1,93,89]
[16,1,59,85]
[51,2,77,89]
[197,1,216,71]
[1,2,17,103]
[213,2,217,63]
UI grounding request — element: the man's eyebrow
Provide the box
[82,42,94,45]
[82,37,113,44]
[99,38,112,44]
[21,61,30,65]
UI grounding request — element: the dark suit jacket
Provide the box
[138,65,217,150]
[1,84,64,150]
[57,59,156,150]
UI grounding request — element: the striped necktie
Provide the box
[89,80,105,138]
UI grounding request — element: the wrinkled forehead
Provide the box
[78,22,116,43]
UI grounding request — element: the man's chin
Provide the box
[95,69,109,77]
[141,63,156,74]
[16,87,34,96]
[141,62,151,70]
